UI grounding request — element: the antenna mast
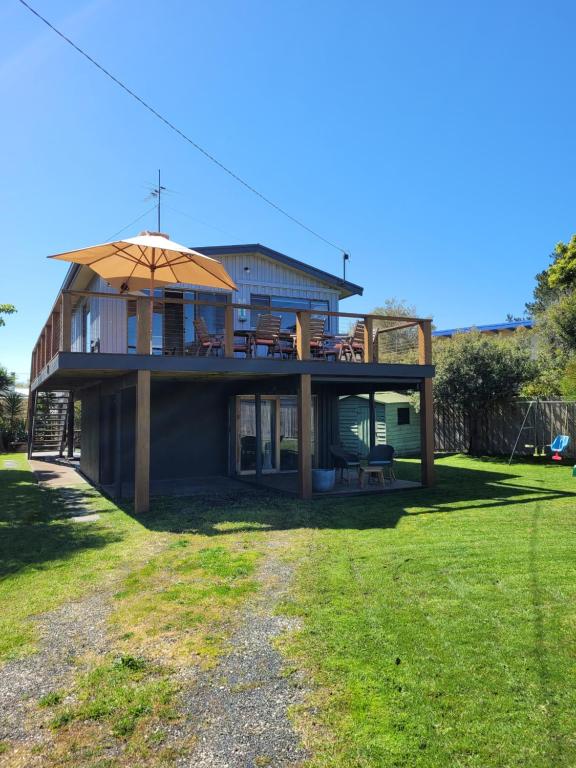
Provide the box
[149,169,166,231]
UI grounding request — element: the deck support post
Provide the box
[224,305,235,357]
[420,378,435,486]
[368,391,376,451]
[66,393,75,458]
[296,311,311,360]
[114,392,122,498]
[136,297,152,355]
[134,370,151,513]
[298,373,312,499]
[418,319,433,365]
[255,393,262,478]
[364,317,374,362]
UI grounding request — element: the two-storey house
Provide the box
[29,241,434,511]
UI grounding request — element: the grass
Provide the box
[0,453,160,660]
[2,452,576,767]
[280,455,576,767]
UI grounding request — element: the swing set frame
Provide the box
[508,399,573,464]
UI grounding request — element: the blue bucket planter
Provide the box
[312,468,336,493]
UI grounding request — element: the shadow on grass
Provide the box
[0,467,123,579]
[129,456,576,536]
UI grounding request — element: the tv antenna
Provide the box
[147,169,166,231]
[343,252,350,281]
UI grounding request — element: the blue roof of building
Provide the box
[432,320,533,337]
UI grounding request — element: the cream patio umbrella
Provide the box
[49,231,237,351]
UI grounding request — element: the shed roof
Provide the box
[341,392,414,405]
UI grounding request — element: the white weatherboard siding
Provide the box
[79,250,345,353]
[218,252,341,334]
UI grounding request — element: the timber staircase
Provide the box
[29,391,73,456]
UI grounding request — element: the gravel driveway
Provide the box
[177,542,309,768]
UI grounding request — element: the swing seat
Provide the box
[549,435,570,461]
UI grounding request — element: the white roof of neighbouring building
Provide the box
[340,392,414,405]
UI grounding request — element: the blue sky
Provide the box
[2,0,576,379]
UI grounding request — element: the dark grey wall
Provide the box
[149,381,230,481]
[80,385,100,484]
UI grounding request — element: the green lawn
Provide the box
[1,453,575,767]
[281,455,576,767]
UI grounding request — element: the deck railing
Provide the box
[30,289,433,382]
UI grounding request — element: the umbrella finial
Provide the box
[139,230,169,239]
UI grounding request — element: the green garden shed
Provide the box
[338,392,421,458]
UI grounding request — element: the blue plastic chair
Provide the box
[549,435,570,461]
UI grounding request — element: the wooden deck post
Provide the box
[368,391,376,451]
[296,311,311,360]
[136,297,152,355]
[418,319,433,365]
[61,293,72,352]
[224,305,235,357]
[298,374,312,499]
[420,377,435,486]
[134,370,151,513]
[364,317,374,362]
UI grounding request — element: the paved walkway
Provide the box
[28,456,87,489]
[29,456,99,520]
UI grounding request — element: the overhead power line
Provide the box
[18,0,348,255]
[106,204,157,241]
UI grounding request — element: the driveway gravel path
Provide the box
[177,542,308,768]
[0,589,112,746]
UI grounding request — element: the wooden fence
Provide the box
[434,400,576,458]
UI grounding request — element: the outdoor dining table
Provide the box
[233,328,340,358]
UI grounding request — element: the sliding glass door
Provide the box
[236,396,316,474]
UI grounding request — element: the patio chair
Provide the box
[194,317,223,356]
[321,321,367,362]
[194,317,252,357]
[350,321,367,362]
[252,314,282,357]
[330,444,361,484]
[367,444,396,483]
[309,317,327,358]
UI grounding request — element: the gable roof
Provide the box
[192,243,363,299]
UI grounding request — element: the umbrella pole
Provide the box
[149,271,155,355]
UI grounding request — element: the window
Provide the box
[397,407,410,426]
[127,289,229,354]
[250,294,329,331]
[82,302,91,353]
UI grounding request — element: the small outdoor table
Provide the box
[359,465,386,488]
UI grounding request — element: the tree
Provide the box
[372,298,419,365]
[0,304,16,328]
[0,366,12,394]
[433,331,535,454]
[560,358,576,400]
[547,235,576,290]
